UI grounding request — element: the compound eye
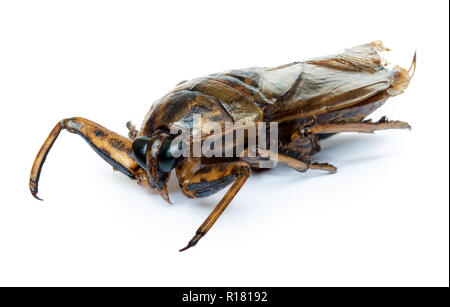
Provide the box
[158,140,179,173]
[131,136,149,169]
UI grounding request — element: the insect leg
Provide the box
[126,121,139,140]
[30,117,148,200]
[177,160,251,251]
[307,117,411,134]
[240,148,337,173]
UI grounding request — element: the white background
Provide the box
[0,0,448,286]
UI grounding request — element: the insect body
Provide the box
[30,41,416,251]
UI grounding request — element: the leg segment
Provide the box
[176,159,251,251]
[126,121,139,140]
[30,117,148,200]
[307,117,411,134]
[267,116,410,176]
[240,148,337,173]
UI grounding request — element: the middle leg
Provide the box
[240,148,337,173]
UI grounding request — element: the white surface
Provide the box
[0,0,448,286]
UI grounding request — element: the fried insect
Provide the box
[30,41,416,251]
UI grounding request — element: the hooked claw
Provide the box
[30,181,43,201]
[179,233,203,252]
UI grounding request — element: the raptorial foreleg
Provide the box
[29,117,149,200]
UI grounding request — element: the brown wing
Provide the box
[262,41,413,123]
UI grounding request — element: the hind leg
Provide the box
[307,117,411,134]
[30,117,149,200]
[273,116,410,172]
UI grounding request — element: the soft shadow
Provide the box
[113,133,395,201]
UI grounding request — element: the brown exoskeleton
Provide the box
[30,41,416,251]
